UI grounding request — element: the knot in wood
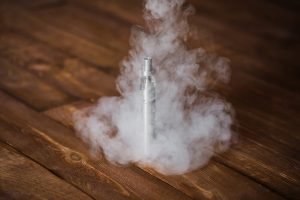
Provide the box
[69,152,82,162]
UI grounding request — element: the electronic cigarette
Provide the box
[140,57,156,156]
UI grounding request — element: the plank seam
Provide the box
[0,140,96,200]
[213,157,291,200]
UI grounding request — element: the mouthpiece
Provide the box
[143,57,152,76]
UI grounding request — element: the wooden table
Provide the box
[0,0,299,199]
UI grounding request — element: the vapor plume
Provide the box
[74,0,234,175]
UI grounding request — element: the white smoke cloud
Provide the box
[74,0,234,175]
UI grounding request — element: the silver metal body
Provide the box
[141,57,156,156]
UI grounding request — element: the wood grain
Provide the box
[70,0,300,91]
[0,91,191,200]
[2,0,299,93]
[0,142,93,200]
[0,3,120,69]
[1,0,298,149]
[0,57,73,111]
[44,102,288,200]
[0,0,299,199]
[6,0,298,123]
[0,29,118,100]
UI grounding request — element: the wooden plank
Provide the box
[0,142,93,200]
[29,0,300,127]
[2,0,299,134]
[188,0,300,41]
[27,0,300,91]
[226,72,300,145]
[2,0,298,93]
[0,29,118,100]
[147,162,282,200]
[185,0,300,91]
[0,0,60,8]
[6,2,296,195]
[37,0,300,140]
[0,91,191,200]
[236,107,300,152]
[44,101,288,200]
[215,137,300,193]
[0,4,120,69]
[69,0,299,91]
[15,30,298,149]
[46,100,300,167]
[44,101,92,129]
[268,0,300,12]
[39,55,300,154]
[72,0,143,26]
[0,0,298,198]
[33,2,130,52]
[35,53,299,199]
[0,58,73,111]
[5,0,298,126]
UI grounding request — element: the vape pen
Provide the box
[141,57,156,155]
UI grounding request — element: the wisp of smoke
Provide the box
[74,0,234,175]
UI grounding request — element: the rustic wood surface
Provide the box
[0,0,299,199]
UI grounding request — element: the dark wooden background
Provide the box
[0,0,299,199]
